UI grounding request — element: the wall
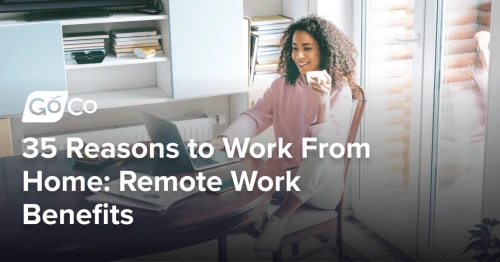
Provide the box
[282,0,310,21]
[0,119,13,157]
[315,0,354,40]
[243,0,282,16]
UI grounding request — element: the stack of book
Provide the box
[63,31,109,60]
[250,15,292,83]
[109,27,163,58]
[86,173,200,212]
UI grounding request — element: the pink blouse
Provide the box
[222,76,352,175]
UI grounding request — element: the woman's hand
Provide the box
[310,71,332,124]
[195,136,226,152]
[310,71,332,106]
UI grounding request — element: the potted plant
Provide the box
[462,218,500,261]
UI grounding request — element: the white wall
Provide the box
[282,0,310,21]
[482,0,500,225]
[315,0,354,40]
[243,0,282,17]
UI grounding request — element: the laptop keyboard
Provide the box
[191,157,219,168]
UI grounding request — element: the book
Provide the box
[87,193,162,211]
[257,33,283,41]
[63,31,109,40]
[63,39,105,45]
[256,53,280,63]
[250,15,292,26]
[93,173,200,211]
[257,49,281,56]
[255,70,278,75]
[255,62,279,72]
[110,27,158,38]
[254,73,281,81]
[205,178,235,194]
[251,29,286,36]
[112,39,160,45]
[258,39,280,46]
[112,42,164,49]
[112,50,165,58]
[252,23,291,31]
[258,46,281,52]
[64,45,107,51]
[64,43,105,49]
[112,35,162,41]
[112,45,162,53]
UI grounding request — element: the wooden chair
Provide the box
[472,31,490,124]
[244,85,367,261]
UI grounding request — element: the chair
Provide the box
[472,31,490,136]
[243,85,367,261]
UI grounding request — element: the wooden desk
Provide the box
[0,154,272,261]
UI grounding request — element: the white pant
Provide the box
[274,129,346,210]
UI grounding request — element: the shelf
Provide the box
[67,83,271,112]
[60,13,168,26]
[65,54,169,70]
[0,13,167,26]
[68,87,173,111]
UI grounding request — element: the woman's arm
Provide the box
[309,83,352,140]
[220,84,275,142]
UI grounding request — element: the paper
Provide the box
[89,173,200,211]
[86,194,162,211]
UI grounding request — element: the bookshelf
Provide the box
[0,12,167,26]
[68,87,173,111]
[59,9,173,109]
[0,0,251,118]
[64,54,169,70]
[60,13,168,26]
[0,0,310,118]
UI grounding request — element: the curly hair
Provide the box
[278,15,358,89]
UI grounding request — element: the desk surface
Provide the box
[0,154,272,261]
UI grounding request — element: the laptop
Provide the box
[140,112,240,171]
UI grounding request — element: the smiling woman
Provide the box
[279,15,357,88]
[198,14,357,252]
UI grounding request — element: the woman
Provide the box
[208,15,357,251]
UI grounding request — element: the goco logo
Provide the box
[22,91,97,123]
